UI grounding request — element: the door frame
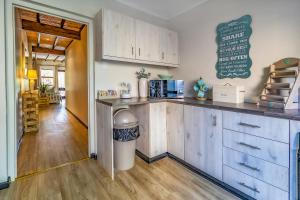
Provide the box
[5,0,96,180]
[0,0,8,183]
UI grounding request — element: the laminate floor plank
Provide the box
[17,103,88,177]
[0,157,239,200]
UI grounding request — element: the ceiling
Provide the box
[17,8,85,62]
[114,0,208,20]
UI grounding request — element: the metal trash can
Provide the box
[113,108,139,171]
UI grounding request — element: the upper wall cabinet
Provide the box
[97,9,180,67]
[159,28,179,65]
[135,19,161,62]
[102,10,135,59]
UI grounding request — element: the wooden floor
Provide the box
[17,102,88,177]
[0,156,239,200]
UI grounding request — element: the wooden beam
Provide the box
[37,13,40,23]
[53,36,58,49]
[32,47,65,55]
[45,54,49,61]
[22,19,81,40]
[79,24,85,32]
[37,33,41,48]
[60,19,65,28]
[54,56,59,62]
[65,40,73,50]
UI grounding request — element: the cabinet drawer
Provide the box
[223,111,289,143]
[223,166,288,200]
[223,129,289,167]
[223,147,289,191]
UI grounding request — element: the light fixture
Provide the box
[28,69,37,91]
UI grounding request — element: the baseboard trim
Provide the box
[167,153,254,200]
[0,177,10,190]
[135,150,167,163]
[65,107,88,129]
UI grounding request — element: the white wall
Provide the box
[169,0,300,101]
[0,0,7,183]
[95,61,169,97]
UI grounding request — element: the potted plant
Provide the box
[39,83,49,97]
[136,67,151,98]
[193,77,208,101]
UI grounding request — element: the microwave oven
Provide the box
[149,80,184,99]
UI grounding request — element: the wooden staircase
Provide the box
[259,58,300,109]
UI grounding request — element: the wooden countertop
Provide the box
[96,97,300,120]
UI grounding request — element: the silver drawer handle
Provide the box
[238,182,260,193]
[238,162,260,172]
[239,122,261,128]
[237,142,261,150]
[212,115,217,126]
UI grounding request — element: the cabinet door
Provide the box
[184,105,222,179]
[290,120,300,200]
[130,104,150,157]
[166,103,184,160]
[149,102,167,157]
[136,20,160,62]
[102,10,135,59]
[159,28,179,65]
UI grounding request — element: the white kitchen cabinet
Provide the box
[130,104,150,157]
[135,19,161,62]
[184,105,223,180]
[166,103,184,160]
[102,10,135,59]
[96,9,179,67]
[159,28,179,64]
[289,120,300,200]
[131,103,167,158]
[149,102,167,157]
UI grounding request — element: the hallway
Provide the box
[17,103,88,177]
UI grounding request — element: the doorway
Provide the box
[14,7,90,177]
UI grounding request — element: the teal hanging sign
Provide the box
[216,15,252,79]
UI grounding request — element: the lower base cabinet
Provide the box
[128,102,296,200]
[223,166,288,200]
[166,103,184,160]
[131,103,167,158]
[184,105,223,180]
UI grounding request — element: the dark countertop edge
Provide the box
[96,98,300,121]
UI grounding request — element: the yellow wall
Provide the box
[15,9,29,146]
[65,26,88,126]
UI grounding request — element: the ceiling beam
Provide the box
[54,56,59,62]
[37,33,41,48]
[22,19,81,40]
[32,47,65,55]
[45,54,49,61]
[37,13,40,23]
[79,24,85,32]
[60,19,65,28]
[53,36,58,49]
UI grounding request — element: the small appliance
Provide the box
[149,80,184,98]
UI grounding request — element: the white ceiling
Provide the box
[113,0,209,20]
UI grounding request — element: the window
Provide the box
[40,69,54,86]
[57,70,65,97]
